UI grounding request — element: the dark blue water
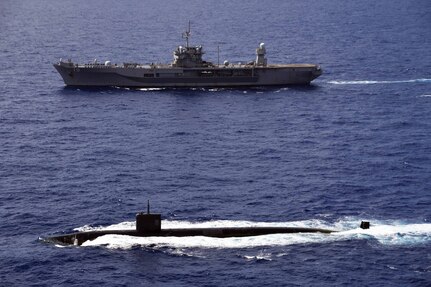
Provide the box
[1,0,431,286]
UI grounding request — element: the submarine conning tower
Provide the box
[136,201,161,234]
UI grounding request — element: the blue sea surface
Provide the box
[1,0,431,286]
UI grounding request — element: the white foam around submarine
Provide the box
[78,218,431,249]
[337,223,431,245]
[82,233,331,249]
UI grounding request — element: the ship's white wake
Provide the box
[75,218,431,250]
[328,78,431,85]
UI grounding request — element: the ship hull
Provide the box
[54,63,322,88]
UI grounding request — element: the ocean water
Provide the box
[1,0,431,286]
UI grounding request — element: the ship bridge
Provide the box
[172,45,208,68]
[171,21,214,68]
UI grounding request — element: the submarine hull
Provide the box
[46,226,334,246]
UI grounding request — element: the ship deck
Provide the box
[72,63,319,70]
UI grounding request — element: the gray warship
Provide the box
[54,23,322,88]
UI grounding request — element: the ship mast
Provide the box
[182,20,191,48]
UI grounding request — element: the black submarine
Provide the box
[45,203,370,246]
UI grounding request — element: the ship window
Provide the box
[156,73,160,77]
[144,74,154,78]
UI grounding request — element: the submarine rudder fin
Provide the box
[360,221,370,229]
